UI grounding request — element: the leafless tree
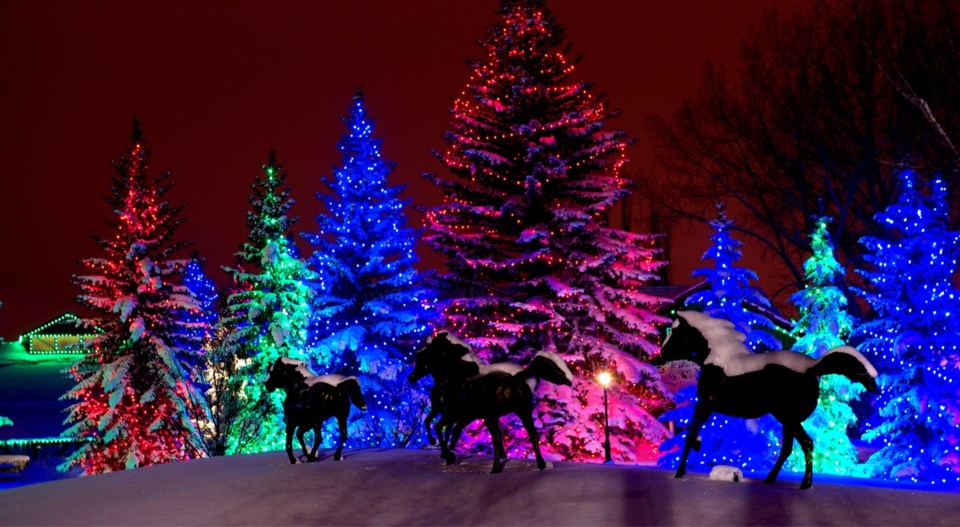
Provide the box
[646,0,960,315]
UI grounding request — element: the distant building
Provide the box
[18,313,96,355]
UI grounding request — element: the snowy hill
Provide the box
[1,449,958,526]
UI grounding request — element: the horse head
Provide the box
[654,313,711,366]
[409,331,473,383]
[265,357,311,392]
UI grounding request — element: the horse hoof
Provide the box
[428,437,437,446]
[491,465,503,474]
[674,472,685,479]
[537,460,546,471]
[763,477,776,485]
[800,480,812,490]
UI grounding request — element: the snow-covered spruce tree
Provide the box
[219,152,315,454]
[63,120,209,475]
[786,216,864,476]
[856,171,960,485]
[659,203,782,473]
[423,0,671,463]
[176,252,218,370]
[303,90,435,448]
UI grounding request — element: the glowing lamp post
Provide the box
[598,371,613,464]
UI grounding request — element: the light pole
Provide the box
[597,371,613,464]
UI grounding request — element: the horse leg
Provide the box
[424,406,439,445]
[434,418,448,448]
[284,423,297,464]
[520,413,546,471]
[436,415,455,461]
[485,419,504,474]
[444,420,470,465]
[333,413,348,461]
[676,405,710,479]
[765,423,795,485]
[307,425,322,462]
[795,424,814,490]
[296,428,310,459]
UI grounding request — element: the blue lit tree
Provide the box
[856,171,960,485]
[786,216,864,476]
[176,252,218,369]
[303,90,435,448]
[686,203,781,350]
[219,152,315,455]
[659,202,782,473]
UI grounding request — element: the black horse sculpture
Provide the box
[654,311,880,489]
[265,357,368,464]
[409,331,573,473]
[420,350,523,449]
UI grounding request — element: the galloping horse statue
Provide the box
[265,357,368,464]
[409,331,573,473]
[419,349,524,449]
[654,310,880,489]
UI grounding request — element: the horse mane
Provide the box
[278,357,317,384]
[431,330,473,351]
[306,373,359,388]
[275,358,360,388]
[678,310,878,378]
[677,310,751,360]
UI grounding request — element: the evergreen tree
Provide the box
[856,171,960,485]
[63,120,208,475]
[423,0,670,463]
[303,90,435,448]
[177,252,218,367]
[787,216,864,476]
[659,203,782,473]
[219,152,315,454]
[686,203,781,350]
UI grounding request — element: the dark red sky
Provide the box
[0,0,807,339]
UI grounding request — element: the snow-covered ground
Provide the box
[1,448,958,526]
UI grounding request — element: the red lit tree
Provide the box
[64,120,209,475]
[423,0,670,462]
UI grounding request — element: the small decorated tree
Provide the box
[304,90,435,448]
[856,171,960,485]
[787,216,864,476]
[63,120,208,475]
[219,152,315,455]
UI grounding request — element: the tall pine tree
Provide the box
[424,0,670,463]
[856,171,960,485]
[659,203,783,473]
[787,216,864,476]
[303,90,435,448]
[64,120,208,475]
[219,152,315,454]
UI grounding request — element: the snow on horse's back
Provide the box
[676,310,874,378]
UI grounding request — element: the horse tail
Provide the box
[807,346,880,394]
[518,351,574,387]
[339,378,368,411]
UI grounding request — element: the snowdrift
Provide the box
[1,448,958,526]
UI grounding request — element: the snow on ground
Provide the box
[1,448,958,526]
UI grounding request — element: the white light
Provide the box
[598,371,612,387]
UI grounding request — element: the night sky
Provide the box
[0,0,804,339]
